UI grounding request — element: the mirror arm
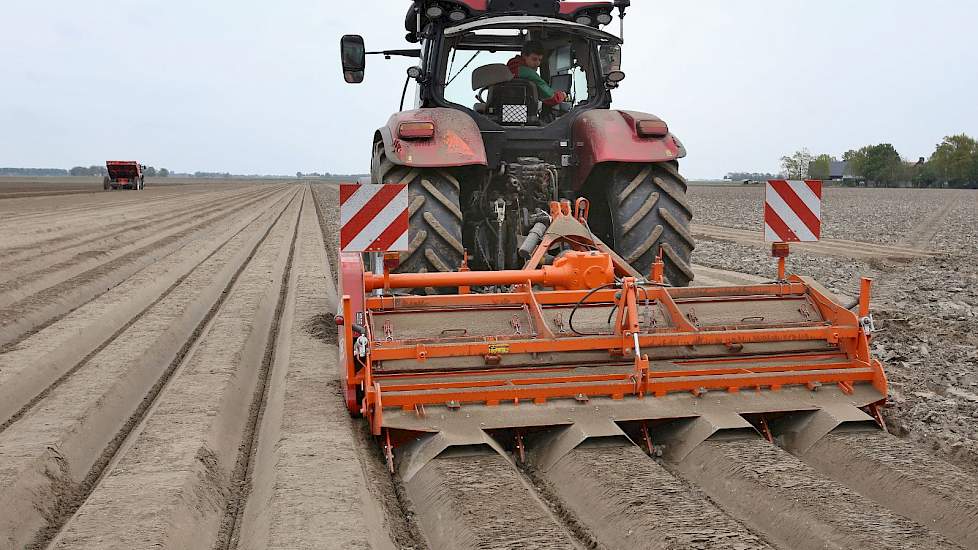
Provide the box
[367,49,422,59]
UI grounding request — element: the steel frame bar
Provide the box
[369,326,858,361]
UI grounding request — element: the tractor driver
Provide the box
[506,41,568,107]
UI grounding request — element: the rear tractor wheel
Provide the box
[103,176,111,191]
[371,145,464,292]
[599,162,695,286]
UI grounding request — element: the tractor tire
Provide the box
[604,162,695,286]
[371,144,464,291]
[103,176,110,191]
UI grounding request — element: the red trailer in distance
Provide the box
[104,161,145,190]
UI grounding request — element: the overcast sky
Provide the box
[2,1,976,177]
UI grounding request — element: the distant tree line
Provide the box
[193,171,232,178]
[296,172,369,179]
[2,165,170,177]
[779,133,978,188]
[0,167,69,176]
[724,171,779,181]
[68,165,108,176]
[140,166,169,177]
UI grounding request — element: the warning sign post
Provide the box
[764,180,822,279]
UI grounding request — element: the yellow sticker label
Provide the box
[488,344,510,355]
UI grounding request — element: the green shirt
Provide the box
[516,65,556,99]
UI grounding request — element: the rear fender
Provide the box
[376,108,488,169]
[572,109,686,190]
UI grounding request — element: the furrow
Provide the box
[529,442,773,549]
[0,187,286,347]
[668,435,962,550]
[402,450,585,550]
[0,189,299,550]
[215,189,303,549]
[0,185,244,241]
[310,181,430,550]
[0,185,271,270]
[42,190,302,549]
[0,185,279,305]
[233,188,401,549]
[793,428,978,549]
[0,188,293,428]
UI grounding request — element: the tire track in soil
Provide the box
[41,190,302,549]
[692,224,933,260]
[0,190,300,550]
[668,435,962,550]
[902,196,957,249]
[691,264,766,287]
[0,187,285,347]
[0,188,295,430]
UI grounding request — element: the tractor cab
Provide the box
[439,16,622,128]
[338,0,695,286]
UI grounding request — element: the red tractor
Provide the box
[340,0,694,286]
[103,161,146,190]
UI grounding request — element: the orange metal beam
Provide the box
[376,361,859,392]
[364,283,811,310]
[374,368,876,408]
[370,325,858,361]
[363,250,615,291]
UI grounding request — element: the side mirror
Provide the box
[605,70,626,88]
[599,44,621,73]
[340,34,366,84]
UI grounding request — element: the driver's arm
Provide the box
[514,65,557,99]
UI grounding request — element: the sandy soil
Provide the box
[673,437,960,549]
[0,180,975,550]
[49,188,302,548]
[535,442,771,549]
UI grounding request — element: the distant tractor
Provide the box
[104,161,146,190]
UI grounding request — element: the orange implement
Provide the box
[336,202,886,475]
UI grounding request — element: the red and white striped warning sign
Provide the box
[764,179,822,242]
[340,183,409,252]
